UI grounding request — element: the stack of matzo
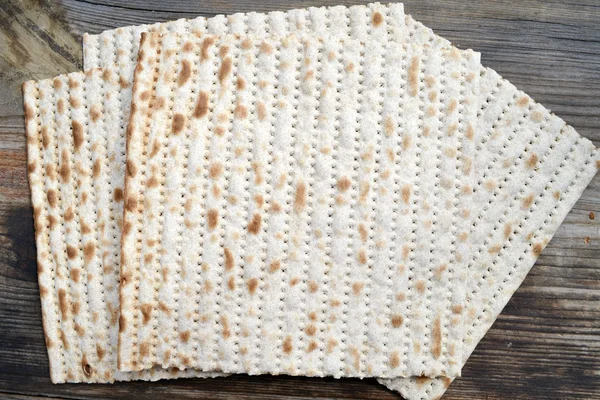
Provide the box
[22,2,599,399]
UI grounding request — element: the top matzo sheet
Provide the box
[118,31,478,378]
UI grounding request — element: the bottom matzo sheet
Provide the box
[23,69,221,383]
[378,66,599,400]
[376,18,600,400]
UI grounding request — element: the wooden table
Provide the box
[1,1,599,399]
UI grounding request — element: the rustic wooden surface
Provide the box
[0,0,599,399]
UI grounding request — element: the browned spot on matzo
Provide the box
[504,223,512,239]
[517,95,529,107]
[431,316,442,359]
[209,162,223,179]
[352,281,365,295]
[178,60,191,86]
[391,314,403,328]
[47,189,57,208]
[200,37,215,61]
[119,315,126,332]
[247,278,259,295]
[218,57,232,83]
[283,336,293,354]
[193,91,209,118]
[179,331,191,343]
[92,158,101,178]
[183,41,193,52]
[390,351,400,368]
[247,213,262,235]
[260,41,273,54]
[96,344,105,360]
[256,101,267,121]
[357,249,367,265]
[401,184,411,204]
[113,188,124,202]
[125,196,137,212]
[294,181,307,213]
[358,223,368,243]
[65,207,74,221]
[372,11,384,26]
[72,121,84,150]
[207,209,219,230]
[172,113,185,134]
[58,289,68,318]
[66,245,78,259]
[269,260,281,273]
[526,154,538,169]
[416,280,426,294]
[234,103,248,119]
[57,99,65,115]
[141,303,152,324]
[408,56,420,97]
[139,342,150,357]
[70,95,81,108]
[83,242,95,264]
[224,248,234,271]
[337,176,351,192]
[522,193,535,209]
[227,276,236,291]
[59,149,70,181]
[126,159,137,177]
[532,242,544,256]
[221,315,231,338]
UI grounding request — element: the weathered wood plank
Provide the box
[0,0,598,399]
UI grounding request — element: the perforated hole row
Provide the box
[361,38,385,373]
[353,38,385,373]
[84,71,116,381]
[416,47,434,374]
[177,38,203,367]
[218,40,240,369]
[131,34,163,367]
[51,77,84,380]
[298,37,325,367]
[106,48,125,373]
[339,41,364,374]
[389,44,411,376]
[469,123,580,341]
[317,39,342,374]
[467,98,533,297]
[160,34,186,368]
[207,39,236,369]
[69,73,99,380]
[28,81,67,380]
[249,36,277,371]
[190,36,217,367]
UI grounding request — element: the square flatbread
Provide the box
[119,31,478,379]
[23,69,222,383]
[377,16,600,400]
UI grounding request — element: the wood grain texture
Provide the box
[0,0,598,399]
